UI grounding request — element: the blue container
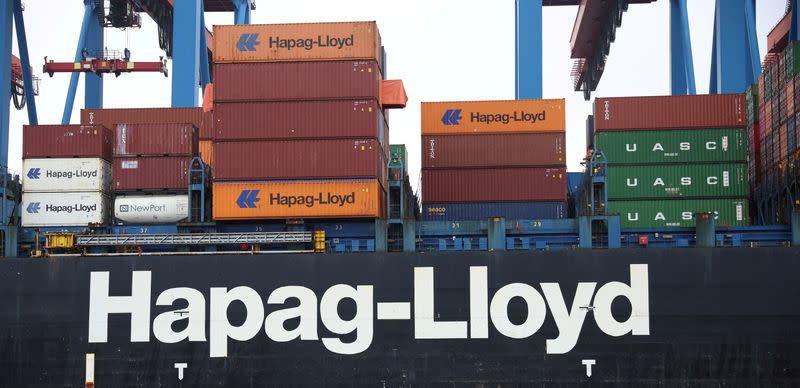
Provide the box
[421,202,566,221]
[567,172,583,195]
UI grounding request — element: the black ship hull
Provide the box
[2,248,799,387]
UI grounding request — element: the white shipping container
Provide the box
[114,194,190,225]
[22,192,109,227]
[22,158,112,193]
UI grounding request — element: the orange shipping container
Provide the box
[213,179,384,220]
[421,99,565,135]
[213,21,381,66]
[199,140,214,169]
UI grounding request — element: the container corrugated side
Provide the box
[213,179,384,220]
[23,125,113,161]
[214,61,380,102]
[213,22,382,66]
[22,158,111,193]
[606,164,748,199]
[214,100,383,140]
[421,133,565,168]
[113,157,190,191]
[607,199,748,229]
[421,202,566,221]
[199,140,214,169]
[421,99,566,135]
[21,192,110,227]
[595,128,747,164]
[594,94,746,130]
[115,123,198,156]
[114,194,190,225]
[81,107,214,140]
[421,167,566,203]
[214,139,385,181]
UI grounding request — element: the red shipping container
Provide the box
[115,123,199,156]
[422,167,566,203]
[81,108,214,140]
[215,100,384,140]
[113,156,190,191]
[594,94,746,130]
[421,133,565,169]
[23,124,112,161]
[214,61,381,102]
[214,139,386,181]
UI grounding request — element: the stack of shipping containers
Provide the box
[747,41,800,224]
[419,99,567,220]
[81,108,214,169]
[211,21,388,221]
[20,125,113,227]
[111,123,199,225]
[388,144,418,220]
[594,95,749,229]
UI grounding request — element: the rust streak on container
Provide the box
[214,61,380,102]
[113,156,190,191]
[215,100,384,140]
[421,133,565,169]
[214,139,386,181]
[114,123,198,156]
[422,167,566,203]
[23,125,113,161]
[594,94,746,130]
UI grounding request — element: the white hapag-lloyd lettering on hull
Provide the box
[88,264,650,357]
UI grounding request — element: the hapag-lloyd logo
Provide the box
[268,34,354,51]
[88,264,650,358]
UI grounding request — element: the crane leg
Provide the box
[61,1,95,124]
[515,0,543,100]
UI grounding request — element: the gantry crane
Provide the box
[517,0,763,100]
[0,0,255,257]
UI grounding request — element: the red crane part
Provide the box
[43,57,168,77]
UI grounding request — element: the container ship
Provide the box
[2,4,800,388]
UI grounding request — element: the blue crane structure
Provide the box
[0,0,254,256]
[517,0,763,99]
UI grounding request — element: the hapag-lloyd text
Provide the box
[88,265,649,357]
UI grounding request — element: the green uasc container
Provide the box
[390,144,407,167]
[785,41,800,80]
[606,163,747,199]
[607,198,748,229]
[595,128,746,164]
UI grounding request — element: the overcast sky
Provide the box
[8,0,787,189]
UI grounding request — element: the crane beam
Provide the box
[709,0,759,94]
[0,0,10,169]
[516,0,543,99]
[171,0,202,107]
[44,58,168,76]
[670,0,696,95]
[12,0,37,123]
[61,1,97,124]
